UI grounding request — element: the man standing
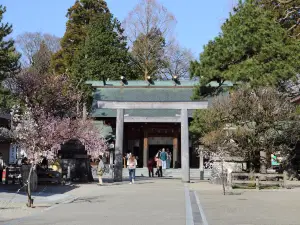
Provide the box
[160,148,167,170]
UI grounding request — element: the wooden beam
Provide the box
[97,101,208,110]
[124,116,180,123]
[173,135,178,168]
[143,128,149,167]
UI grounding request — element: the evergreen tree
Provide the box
[51,0,110,74]
[0,5,20,110]
[72,13,137,102]
[190,0,300,97]
[255,0,300,39]
[0,5,20,81]
[31,41,52,74]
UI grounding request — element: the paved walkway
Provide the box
[2,179,300,225]
[3,179,191,225]
[0,183,79,223]
[189,182,300,225]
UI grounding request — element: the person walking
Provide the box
[97,155,105,186]
[155,149,161,176]
[160,148,167,170]
[127,154,137,184]
[156,149,161,159]
[166,149,172,169]
[147,158,154,177]
[156,157,163,177]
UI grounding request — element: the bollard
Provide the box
[200,170,204,180]
[228,172,232,189]
[283,171,288,188]
[2,168,6,184]
[67,165,71,181]
[256,177,259,190]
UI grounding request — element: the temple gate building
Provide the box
[87,79,232,182]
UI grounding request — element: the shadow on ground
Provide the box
[0,176,158,196]
[0,183,79,198]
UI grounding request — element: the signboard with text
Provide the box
[9,144,18,164]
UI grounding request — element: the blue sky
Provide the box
[2,0,237,57]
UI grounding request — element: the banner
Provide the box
[9,144,18,164]
[271,153,282,166]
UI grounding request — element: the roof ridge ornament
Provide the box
[146,76,154,85]
[172,75,180,86]
[120,76,128,86]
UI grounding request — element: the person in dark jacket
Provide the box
[147,158,154,177]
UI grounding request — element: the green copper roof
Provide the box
[93,88,194,102]
[88,80,232,118]
[91,87,196,117]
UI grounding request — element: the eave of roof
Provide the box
[86,80,233,88]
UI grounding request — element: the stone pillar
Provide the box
[114,109,124,182]
[181,108,190,183]
[173,135,178,168]
[260,151,267,181]
[110,150,114,177]
[199,149,204,180]
[143,128,149,167]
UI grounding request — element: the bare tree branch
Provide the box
[123,0,176,80]
[192,87,300,174]
[16,32,60,67]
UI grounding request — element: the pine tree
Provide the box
[0,5,20,111]
[191,0,300,97]
[51,0,110,74]
[72,13,137,102]
[32,41,52,74]
[254,0,300,39]
[0,5,20,81]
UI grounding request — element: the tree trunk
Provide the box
[221,160,226,195]
[76,100,80,117]
[260,151,267,173]
[144,68,148,81]
[27,163,34,207]
[83,102,87,120]
[260,151,267,181]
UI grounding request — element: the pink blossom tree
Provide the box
[12,106,107,207]
[9,70,107,207]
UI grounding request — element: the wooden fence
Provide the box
[228,172,288,189]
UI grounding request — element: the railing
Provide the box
[228,172,288,189]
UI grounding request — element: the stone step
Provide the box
[93,168,212,179]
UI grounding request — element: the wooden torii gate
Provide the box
[97,101,208,183]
